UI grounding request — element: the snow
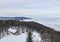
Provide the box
[0,33,27,42]
[32,31,41,42]
[0,31,42,42]
[33,17,60,31]
[8,28,17,33]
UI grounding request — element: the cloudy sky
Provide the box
[0,0,60,17]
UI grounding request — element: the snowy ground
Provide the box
[0,31,41,42]
[32,31,41,42]
[0,32,27,42]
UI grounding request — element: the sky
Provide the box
[0,0,60,17]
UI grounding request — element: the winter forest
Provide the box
[0,20,60,42]
[0,0,60,42]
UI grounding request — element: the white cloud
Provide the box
[0,0,60,9]
[0,9,60,16]
[0,0,60,17]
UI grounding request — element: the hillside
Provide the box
[0,20,60,42]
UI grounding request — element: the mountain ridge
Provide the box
[0,17,31,20]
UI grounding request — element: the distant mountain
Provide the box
[0,17,31,20]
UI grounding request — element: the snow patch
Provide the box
[8,28,17,34]
[32,31,41,42]
[0,33,27,42]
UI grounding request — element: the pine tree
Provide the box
[26,31,32,42]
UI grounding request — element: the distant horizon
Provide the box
[0,14,60,18]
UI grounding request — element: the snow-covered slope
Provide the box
[8,28,17,34]
[33,17,60,31]
[32,31,41,42]
[0,31,41,42]
[0,33,27,42]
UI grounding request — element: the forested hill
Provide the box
[0,20,60,42]
[0,20,60,33]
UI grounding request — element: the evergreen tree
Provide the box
[26,31,32,42]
